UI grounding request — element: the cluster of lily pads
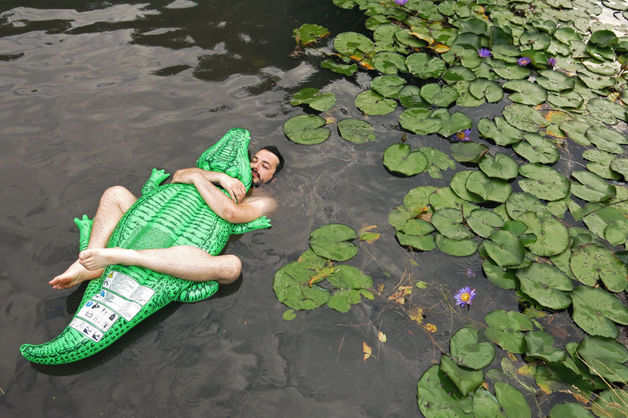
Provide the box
[278,0,628,414]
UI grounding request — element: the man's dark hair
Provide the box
[260,145,285,176]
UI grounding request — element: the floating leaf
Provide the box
[398,85,430,109]
[591,389,628,418]
[293,24,329,45]
[466,171,512,203]
[431,208,474,240]
[485,310,534,354]
[321,60,358,76]
[440,356,485,397]
[334,31,374,55]
[590,29,619,48]
[398,109,443,135]
[451,142,489,163]
[383,144,428,176]
[549,403,595,418]
[490,62,531,80]
[535,70,576,92]
[479,153,519,180]
[518,212,570,256]
[525,331,566,363]
[337,119,375,144]
[577,336,628,383]
[506,192,551,220]
[516,263,573,309]
[450,327,496,370]
[435,233,478,256]
[378,331,387,343]
[419,147,456,179]
[397,232,436,251]
[372,51,407,75]
[371,75,406,98]
[420,83,459,107]
[571,171,616,202]
[502,80,548,105]
[587,98,627,125]
[309,224,358,261]
[473,389,500,418]
[282,309,297,320]
[571,286,628,338]
[502,104,550,132]
[283,114,330,145]
[484,230,525,267]
[404,186,438,214]
[560,120,592,146]
[417,365,471,417]
[513,133,560,164]
[467,209,505,238]
[495,382,532,418]
[483,258,518,289]
[518,164,570,201]
[586,125,628,155]
[273,262,331,310]
[450,171,486,203]
[570,244,626,292]
[405,53,446,78]
[469,79,504,102]
[478,117,523,146]
[363,341,372,362]
[433,110,473,138]
[355,90,397,116]
[290,88,336,112]
[610,157,628,181]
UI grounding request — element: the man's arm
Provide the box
[172,168,275,224]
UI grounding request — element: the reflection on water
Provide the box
[0,1,530,417]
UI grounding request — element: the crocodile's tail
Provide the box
[20,327,101,365]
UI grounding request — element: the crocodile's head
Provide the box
[196,128,253,192]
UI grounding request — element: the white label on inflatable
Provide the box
[69,318,103,343]
[103,271,154,305]
[76,300,119,331]
[92,289,142,321]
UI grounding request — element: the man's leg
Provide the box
[49,186,138,290]
[78,246,242,285]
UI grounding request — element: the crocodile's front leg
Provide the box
[142,168,170,196]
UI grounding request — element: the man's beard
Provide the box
[251,169,261,187]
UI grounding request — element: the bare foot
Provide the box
[49,259,103,290]
[79,248,136,271]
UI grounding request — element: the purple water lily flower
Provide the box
[452,129,471,141]
[467,268,476,278]
[478,48,492,58]
[548,57,557,68]
[455,286,476,308]
[394,0,408,5]
[517,57,531,66]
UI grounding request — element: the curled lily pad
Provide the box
[334,31,374,55]
[478,117,523,146]
[502,80,548,105]
[355,90,397,116]
[518,164,570,201]
[611,158,628,180]
[450,171,486,203]
[309,224,358,261]
[431,208,474,240]
[383,144,428,176]
[577,336,628,383]
[283,114,330,145]
[321,60,358,76]
[479,153,519,180]
[337,119,375,144]
[484,230,525,267]
[590,29,619,48]
[290,88,336,112]
[435,233,478,256]
[420,83,459,107]
[571,171,616,202]
[572,287,628,338]
[502,104,550,132]
[466,171,512,203]
[570,243,627,292]
[371,75,406,98]
[398,109,443,135]
[513,133,560,164]
[273,261,331,310]
[516,263,573,309]
[467,209,505,238]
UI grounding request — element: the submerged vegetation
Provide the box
[274,0,628,415]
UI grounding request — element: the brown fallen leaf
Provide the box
[363,342,372,362]
[425,323,437,333]
[378,331,387,343]
[409,307,424,324]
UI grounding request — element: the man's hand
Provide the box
[218,175,246,203]
[172,168,245,203]
[172,168,203,185]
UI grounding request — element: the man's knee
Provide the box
[222,255,242,284]
[101,186,136,208]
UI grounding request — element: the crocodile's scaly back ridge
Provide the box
[20,128,271,364]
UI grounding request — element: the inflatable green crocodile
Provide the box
[21,128,271,365]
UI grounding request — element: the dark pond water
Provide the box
[0,1,543,416]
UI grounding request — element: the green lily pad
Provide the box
[547,90,585,109]
[473,389,499,418]
[420,83,459,107]
[469,78,504,103]
[435,233,478,256]
[479,153,519,180]
[570,244,627,292]
[484,230,525,267]
[396,29,428,48]
[503,80,548,105]
[516,263,573,309]
[334,31,375,55]
[417,365,472,417]
[293,24,330,45]
[590,29,619,48]
[485,310,533,354]
[397,231,436,251]
[518,164,570,201]
[404,185,438,214]
[433,110,473,138]
[419,147,456,179]
[483,258,518,289]
[466,171,512,203]
[554,27,581,44]
[355,90,397,116]
[389,206,413,231]
[309,224,358,261]
[451,142,489,163]
[572,286,628,338]
[490,62,531,80]
[397,85,430,109]
[586,125,628,155]
[560,120,592,145]
[440,356,485,397]
[525,331,567,363]
[372,51,407,75]
[506,192,551,220]
[610,158,628,181]
[478,117,524,146]
[584,149,622,180]
[430,187,470,212]
[495,383,531,418]
[591,389,628,418]
[450,171,486,203]
[467,209,505,238]
[450,327,496,370]
[283,114,330,145]
[383,144,428,176]
[290,88,336,112]
[321,60,358,76]
[583,60,620,76]
[536,70,576,92]
[371,75,406,98]
[403,219,435,236]
[518,211,570,256]
[431,208,474,241]
[502,104,550,132]
[550,402,595,418]
[577,336,628,382]
[398,109,443,135]
[337,119,375,144]
[405,53,446,78]
[442,65,477,84]
[513,133,560,164]
[326,265,373,313]
[273,261,331,310]
[571,171,616,202]
[587,98,627,125]
[460,48,483,69]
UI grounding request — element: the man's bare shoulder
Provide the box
[241,188,276,216]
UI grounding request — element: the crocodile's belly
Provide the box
[109,183,232,255]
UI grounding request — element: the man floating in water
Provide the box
[49,145,284,289]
